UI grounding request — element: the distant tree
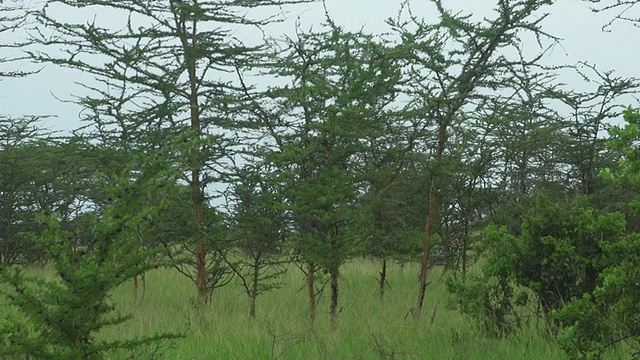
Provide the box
[359,155,428,299]
[0,117,53,265]
[352,83,430,298]
[434,124,495,282]
[550,63,638,196]
[226,166,288,319]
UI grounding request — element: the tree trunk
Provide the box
[329,263,339,329]
[180,2,208,306]
[379,258,387,300]
[329,225,340,329]
[329,266,340,329]
[194,189,207,305]
[416,122,447,317]
[249,258,260,319]
[379,201,388,300]
[461,220,469,283]
[307,262,316,325]
[416,174,437,317]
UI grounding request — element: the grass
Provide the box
[91,259,575,359]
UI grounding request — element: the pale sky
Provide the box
[1,0,638,133]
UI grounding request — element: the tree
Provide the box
[1,1,48,266]
[551,63,638,197]
[226,166,288,319]
[29,0,314,305]
[390,0,559,317]
[0,119,91,266]
[245,21,404,325]
[359,156,428,299]
[0,153,181,359]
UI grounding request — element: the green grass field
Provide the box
[83,259,584,360]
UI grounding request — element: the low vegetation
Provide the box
[3,261,586,360]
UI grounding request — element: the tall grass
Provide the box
[88,259,578,359]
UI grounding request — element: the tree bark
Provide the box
[329,247,340,329]
[379,258,387,300]
[249,256,261,318]
[416,173,437,316]
[177,0,208,306]
[307,262,316,325]
[416,122,447,317]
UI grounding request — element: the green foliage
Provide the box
[262,22,403,271]
[449,195,626,338]
[447,272,529,337]
[555,234,640,359]
[0,163,181,359]
[555,107,640,359]
[511,197,625,317]
[0,119,96,266]
[227,166,289,317]
[447,225,530,337]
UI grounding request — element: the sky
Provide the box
[1,0,638,134]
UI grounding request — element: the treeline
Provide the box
[1,0,640,359]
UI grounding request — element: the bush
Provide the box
[448,195,626,338]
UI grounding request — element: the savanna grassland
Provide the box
[79,260,581,360]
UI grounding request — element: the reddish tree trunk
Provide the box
[416,174,437,316]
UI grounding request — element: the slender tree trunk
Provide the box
[250,257,260,319]
[416,122,447,317]
[307,261,316,325]
[379,202,388,300]
[249,296,256,319]
[461,221,469,283]
[329,238,340,329]
[416,174,437,316]
[178,1,208,306]
[379,258,387,300]
[193,172,207,305]
[329,264,339,329]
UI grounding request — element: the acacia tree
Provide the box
[0,152,181,359]
[352,80,430,298]
[226,165,288,319]
[28,0,313,305]
[389,0,559,316]
[242,22,404,325]
[433,121,495,282]
[551,63,638,196]
[0,117,52,265]
[360,157,428,299]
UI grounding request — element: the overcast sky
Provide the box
[1,0,638,133]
